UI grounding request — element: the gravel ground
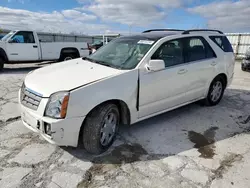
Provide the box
[0,62,250,188]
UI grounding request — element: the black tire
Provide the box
[241,65,246,71]
[0,57,4,72]
[82,103,120,154]
[204,76,225,106]
[59,53,74,62]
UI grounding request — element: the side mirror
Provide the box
[8,39,13,43]
[146,60,165,72]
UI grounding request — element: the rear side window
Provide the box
[184,37,216,62]
[209,36,234,52]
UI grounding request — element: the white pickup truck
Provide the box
[0,30,90,71]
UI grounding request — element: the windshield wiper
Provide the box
[96,61,118,68]
[82,57,96,63]
[82,57,104,65]
[83,57,117,68]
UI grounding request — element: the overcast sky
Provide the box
[0,0,249,34]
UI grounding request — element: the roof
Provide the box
[119,29,224,41]
[140,31,183,40]
[120,31,182,41]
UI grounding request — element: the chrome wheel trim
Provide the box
[210,81,223,102]
[64,57,72,61]
[100,112,117,146]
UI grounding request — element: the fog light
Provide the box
[44,122,52,136]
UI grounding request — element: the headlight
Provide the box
[45,91,70,119]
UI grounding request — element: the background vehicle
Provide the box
[90,40,104,50]
[0,34,5,40]
[89,39,112,54]
[0,30,91,71]
[19,29,235,155]
[242,47,250,71]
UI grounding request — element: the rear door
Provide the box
[209,36,235,80]
[182,36,218,101]
[6,31,39,61]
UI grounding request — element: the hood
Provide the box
[24,58,125,97]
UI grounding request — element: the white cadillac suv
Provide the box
[19,29,235,154]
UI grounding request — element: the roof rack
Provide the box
[142,29,185,33]
[182,29,223,34]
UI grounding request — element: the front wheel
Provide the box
[82,103,120,154]
[204,77,225,106]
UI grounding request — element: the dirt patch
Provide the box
[188,127,219,159]
[240,115,250,124]
[93,143,148,165]
[6,116,21,122]
[77,143,147,188]
[0,116,21,126]
[205,154,243,187]
[211,153,243,181]
[230,126,250,137]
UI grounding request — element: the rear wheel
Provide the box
[0,57,4,72]
[82,103,120,154]
[59,49,80,62]
[204,76,225,106]
[59,53,75,62]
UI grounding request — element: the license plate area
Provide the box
[22,111,38,129]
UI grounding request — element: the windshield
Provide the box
[1,31,15,41]
[87,37,155,70]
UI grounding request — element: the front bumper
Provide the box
[19,90,85,147]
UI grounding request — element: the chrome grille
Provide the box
[21,84,42,110]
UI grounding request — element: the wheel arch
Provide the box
[205,73,228,98]
[216,73,228,88]
[0,48,8,62]
[84,99,131,126]
[59,47,80,59]
[77,99,131,146]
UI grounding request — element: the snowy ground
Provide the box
[0,62,250,188]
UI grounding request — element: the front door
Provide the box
[139,38,190,118]
[6,31,39,61]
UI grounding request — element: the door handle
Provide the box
[33,45,38,48]
[178,69,188,74]
[211,61,217,66]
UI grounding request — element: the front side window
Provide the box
[87,37,155,69]
[11,31,35,43]
[151,39,184,67]
[185,37,216,62]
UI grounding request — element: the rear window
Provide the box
[209,36,234,52]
